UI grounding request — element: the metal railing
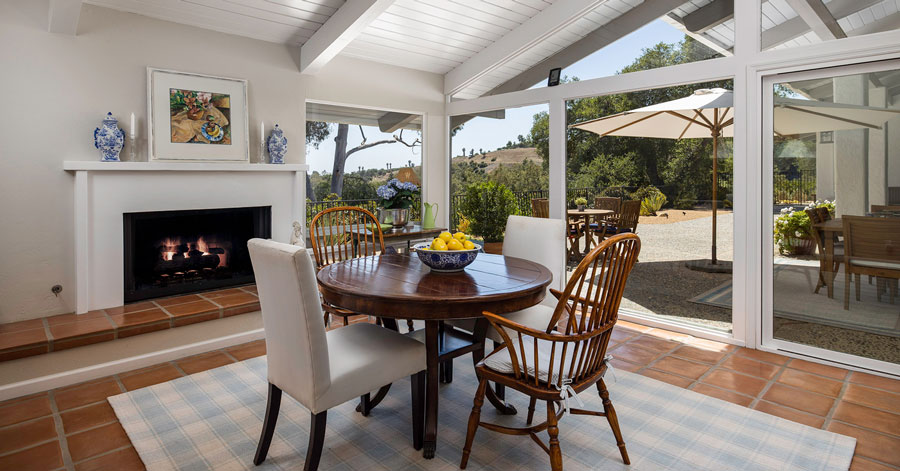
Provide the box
[306,195,422,225]
[773,172,816,204]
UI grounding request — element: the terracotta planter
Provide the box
[786,237,814,256]
[482,242,503,254]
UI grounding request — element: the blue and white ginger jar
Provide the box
[267,124,287,164]
[94,112,125,162]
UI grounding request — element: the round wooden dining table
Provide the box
[317,252,552,458]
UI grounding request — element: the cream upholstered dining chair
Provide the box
[248,239,426,470]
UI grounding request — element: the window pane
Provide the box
[770,67,900,365]
[761,0,900,51]
[566,80,735,333]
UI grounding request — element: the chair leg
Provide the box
[526,397,537,426]
[856,274,861,301]
[844,269,851,310]
[254,383,282,465]
[460,378,487,469]
[407,319,415,333]
[358,393,371,417]
[323,312,330,327]
[304,411,327,471]
[546,401,563,471]
[410,371,425,450]
[440,360,453,384]
[598,379,629,465]
[342,315,349,326]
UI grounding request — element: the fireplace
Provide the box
[123,206,271,303]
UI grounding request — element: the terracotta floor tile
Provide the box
[609,327,638,343]
[211,293,258,308]
[640,369,694,388]
[734,347,789,365]
[163,300,219,317]
[627,335,680,353]
[0,440,63,471]
[690,383,753,407]
[222,304,260,317]
[786,358,849,380]
[60,401,118,435]
[75,446,145,471]
[0,327,48,350]
[849,371,900,395]
[46,310,106,325]
[53,332,115,351]
[0,344,48,362]
[176,351,234,375]
[0,318,44,334]
[0,395,52,427]
[849,455,897,471]
[615,320,652,333]
[108,308,169,328]
[104,301,156,316]
[778,368,844,396]
[49,317,114,341]
[117,322,170,339]
[650,356,710,380]
[670,345,730,364]
[828,421,900,467]
[154,294,203,307]
[832,401,900,437]
[0,416,58,455]
[701,369,769,397]
[753,401,825,428]
[720,355,781,379]
[608,343,661,365]
[241,285,258,294]
[763,383,835,416]
[172,311,220,327]
[644,328,693,342]
[685,337,737,353]
[201,287,252,299]
[120,364,183,391]
[54,378,123,411]
[67,422,131,462]
[843,383,900,414]
[225,340,266,361]
[608,358,641,373]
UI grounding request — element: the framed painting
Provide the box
[147,68,249,162]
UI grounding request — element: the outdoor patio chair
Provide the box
[842,216,900,309]
[309,206,412,332]
[871,204,900,213]
[805,208,842,295]
[532,197,550,218]
[460,233,641,471]
[595,200,640,242]
[248,239,426,470]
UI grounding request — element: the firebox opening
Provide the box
[124,206,271,303]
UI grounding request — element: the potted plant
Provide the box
[574,197,588,211]
[458,181,518,254]
[376,178,419,228]
[774,200,835,255]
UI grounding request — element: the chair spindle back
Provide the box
[309,206,385,269]
[531,198,550,219]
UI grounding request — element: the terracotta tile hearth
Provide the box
[0,285,259,363]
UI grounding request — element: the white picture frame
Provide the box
[147,68,249,162]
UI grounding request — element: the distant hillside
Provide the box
[452,147,541,173]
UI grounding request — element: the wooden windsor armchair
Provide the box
[309,206,412,331]
[461,233,641,471]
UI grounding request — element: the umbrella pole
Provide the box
[711,127,718,265]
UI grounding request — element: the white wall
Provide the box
[0,1,445,323]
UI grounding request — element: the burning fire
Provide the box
[159,236,227,267]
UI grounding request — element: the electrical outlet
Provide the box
[51,285,62,296]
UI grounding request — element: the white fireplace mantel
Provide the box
[66,161,308,313]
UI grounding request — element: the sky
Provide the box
[306,19,688,174]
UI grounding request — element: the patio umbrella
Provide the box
[570,88,900,266]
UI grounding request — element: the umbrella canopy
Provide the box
[569,88,900,265]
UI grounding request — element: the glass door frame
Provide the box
[760,59,900,377]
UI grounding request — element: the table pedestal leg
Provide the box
[423,320,439,459]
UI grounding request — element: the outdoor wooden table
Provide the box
[349,224,446,253]
[316,253,552,459]
[567,208,613,256]
[813,218,843,298]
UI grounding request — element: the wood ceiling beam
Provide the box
[299,0,395,75]
[481,0,687,98]
[682,0,733,33]
[378,112,419,133]
[48,0,82,35]
[784,0,846,41]
[444,0,607,96]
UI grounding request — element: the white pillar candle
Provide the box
[130,113,135,139]
[260,121,265,158]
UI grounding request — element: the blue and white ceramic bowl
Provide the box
[413,243,480,273]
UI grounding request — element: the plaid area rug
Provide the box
[109,356,855,471]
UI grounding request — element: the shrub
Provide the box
[458,181,519,242]
[673,198,695,210]
[640,192,667,216]
[773,200,835,255]
[629,185,662,202]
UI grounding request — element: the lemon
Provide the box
[463,240,475,250]
[434,242,449,251]
[430,238,447,250]
[453,232,466,241]
[447,239,464,251]
[438,232,453,243]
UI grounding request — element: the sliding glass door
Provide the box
[762,60,900,375]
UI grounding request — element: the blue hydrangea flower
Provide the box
[396,181,418,191]
[376,185,397,200]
